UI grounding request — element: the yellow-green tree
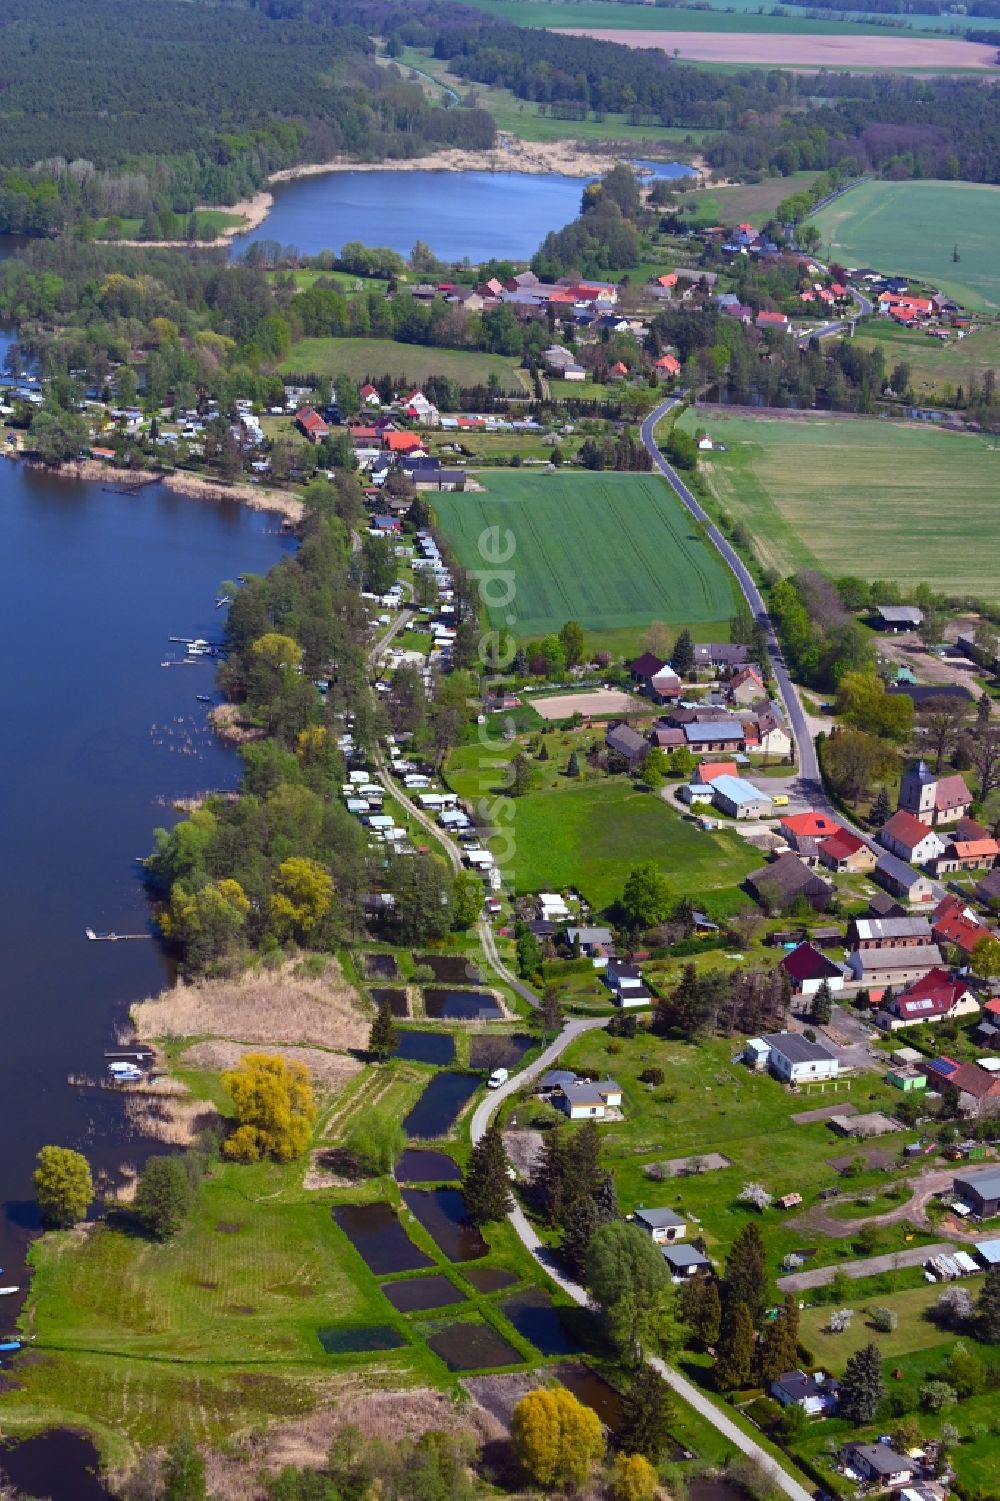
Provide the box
[34,1145,94,1227]
[269,857,334,943]
[511,1387,605,1490]
[160,878,250,970]
[612,1454,659,1501]
[222,1053,316,1162]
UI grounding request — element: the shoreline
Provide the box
[20,454,304,522]
[101,136,707,249]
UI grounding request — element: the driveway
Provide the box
[778,1236,960,1292]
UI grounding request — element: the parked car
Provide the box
[487,1067,509,1089]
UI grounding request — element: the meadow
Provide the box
[466,0,930,35]
[280,338,528,392]
[678,410,1000,599]
[687,172,822,226]
[810,179,1000,309]
[848,317,1000,401]
[433,471,737,641]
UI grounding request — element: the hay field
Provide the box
[280,337,527,392]
[554,25,995,68]
[811,180,1000,309]
[433,471,736,640]
[681,411,1000,599]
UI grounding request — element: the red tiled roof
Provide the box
[893,967,971,1020]
[935,773,973,811]
[695,760,738,784]
[819,829,866,862]
[385,431,422,453]
[882,809,935,849]
[780,812,842,839]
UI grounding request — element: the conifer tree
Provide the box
[566,750,581,778]
[812,979,833,1026]
[839,1341,884,1423]
[671,628,695,677]
[723,1221,768,1320]
[536,1130,570,1226]
[870,785,891,827]
[680,1274,722,1348]
[715,1301,754,1391]
[463,1123,513,1224]
[977,1264,1000,1342]
[619,1364,675,1462]
[758,1293,800,1384]
[368,999,397,1060]
[562,1193,603,1280]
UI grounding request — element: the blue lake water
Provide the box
[0,463,290,1285]
[229,162,694,263]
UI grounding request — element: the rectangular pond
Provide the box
[394,1029,455,1066]
[381,1274,467,1313]
[554,1363,626,1432]
[317,1324,407,1354]
[500,1289,583,1357]
[426,1320,524,1372]
[424,989,503,1022]
[394,1149,461,1184]
[371,986,408,1017]
[365,954,399,979]
[462,1265,519,1293]
[333,1202,432,1275]
[468,1033,534,1070]
[402,1188,488,1262]
[415,954,482,984]
[403,1072,479,1139]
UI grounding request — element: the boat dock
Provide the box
[85,928,151,942]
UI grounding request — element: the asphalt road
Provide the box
[639,400,822,799]
[471,1019,815,1501]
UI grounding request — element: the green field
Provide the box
[811,179,1000,309]
[680,410,1000,600]
[434,471,737,640]
[93,209,245,242]
[280,338,528,392]
[466,0,930,35]
[849,317,1000,401]
[687,172,822,226]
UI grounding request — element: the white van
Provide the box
[487,1067,509,1089]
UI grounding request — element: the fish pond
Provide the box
[380,1274,468,1313]
[402,1188,488,1262]
[423,990,504,1021]
[426,1320,524,1372]
[394,1029,456,1065]
[500,1289,583,1357]
[333,1202,432,1275]
[394,1148,462,1183]
[403,1072,479,1138]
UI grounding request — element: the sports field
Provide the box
[433,471,737,640]
[280,337,528,392]
[680,410,1000,599]
[811,179,1000,309]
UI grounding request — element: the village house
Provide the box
[879,809,947,867]
[778,941,845,998]
[553,1078,623,1120]
[873,852,937,904]
[403,390,440,426]
[842,1443,914,1490]
[693,642,750,672]
[627,652,683,703]
[684,720,747,754]
[748,1030,841,1084]
[771,1370,838,1416]
[748,853,834,913]
[564,925,615,960]
[898,760,973,827]
[694,760,740,785]
[603,960,652,1009]
[633,1207,687,1244]
[606,723,650,773]
[932,894,987,958]
[295,406,330,443]
[654,353,681,380]
[780,811,844,849]
[727,667,767,707]
[359,383,381,408]
[756,310,790,332]
[750,706,793,760]
[929,817,1000,875]
[818,829,877,875]
[922,1056,1000,1116]
[877,968,979,1030]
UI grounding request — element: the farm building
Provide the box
[662,1244,710,1278]
[778,941,845,998]
[872,852,936,904]
[954,1167,1000,1219]
[879,811,946,867]
[710,775,773,819]
[872,605,923,632]
[606,723,649,772]
[847,944,944,988]
[747,854,833,913]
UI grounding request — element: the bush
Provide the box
[133,1155,194,1240]
[638,1067,665,1085]
[920,1381,957,1413]
[870,1307,898,1334]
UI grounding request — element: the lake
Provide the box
[229,161,694,262]
[0,460,289,1287]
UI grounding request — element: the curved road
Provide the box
[470,1022,814,1501]
[639,400,822,798]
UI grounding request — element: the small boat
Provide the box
[196,694,212,703]
[0,1341,21,1352]
[0,1288,20,1297]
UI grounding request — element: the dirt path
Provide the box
[778,1238,962,1292]
[788,1167,958,1240]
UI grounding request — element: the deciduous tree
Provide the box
[133,1155,193,1240]
[621,860,672,930]
[222,1053,316,1163]
[34,1145,93,1228]
[511,1388,605,1490]
[585,1221,678,1364]
[612,1454,658,1501]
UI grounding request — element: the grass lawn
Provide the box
[462,773,759,910]
[679,410,1000,600]
[848,316,1000,402]
[810,179,1000,310]
[798,1279,981,1369]
[92,209,245,242]
[433,471,738,641]
[551,1028,922,1272]
[280,338,528,393]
